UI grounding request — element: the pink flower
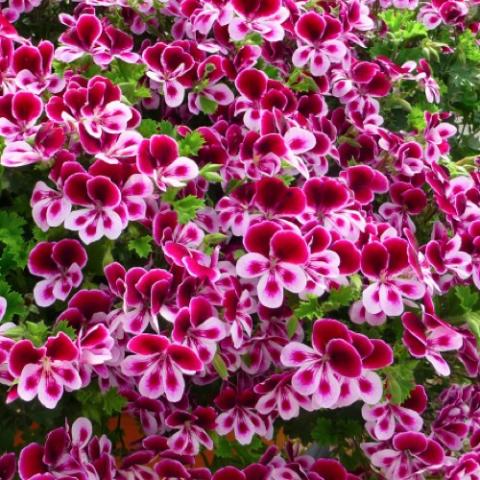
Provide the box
[136,134,199,191]
[303,177,365,241]
[166,406,216,455]
[425,222,471,280]
[172,296,227,364]
[121,333,203,402]
[281,319,363,408]
[46,76,133,152]
[362,385,427,440]
[254,372,312,420]
[119,266,173,333]
[402,308,463,376]
[0,91,43,142]
[228,0,289,42]
[55,14,106,63]
[28,239,87,307]
[369,432,445,479]
[423,111,457,164]
[63,172,127,244]
[215,386,267,445]
[12,41,64,94]
[142,42,195,108]
[1,122,65,167]
[293,12,347,77]
[361,237,425,317]
[8,333,81,409]
[236,221,308,308]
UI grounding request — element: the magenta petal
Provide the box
[167,344,203,372]
[235,68,268,101]
[213,466,246,480]
[18,443,46,480]
[8,340,43,377]
[327,338,362,377]
[312,318,351,353]
[362,339,393,369]
[45,332,78,361]
[128,334,170,355]
[28,242,56,276]
[244,221,280,257]
[361,242,388,278]
[271,231,308,264]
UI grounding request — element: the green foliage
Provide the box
[0,280,25,322]
[309,412,366,470]
[128,235,153,259]
[212,433,265,468]
[287,68,318,93]
[294,276,362,321]
[138,119,176,138]
[0,211,27,269]
[198,96,218,114]
[178,131,205,157]
[52,320,77,340]
[199,163,222,183]
[383,360,418,404]
[162,191,206,224]
[212,352,229,380]
[105,61,150,104]
[75,385,127,425]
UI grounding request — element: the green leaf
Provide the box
[212,352,229,380]
[466,312,480,346]
[128,235,153,258]
[199,163,222,182]
[52,320,77,340]
[172,195,205,224]
[105,61,148,104]
[287,315,299,339]
[25,321,49,347]
[138,119,176,138]
[383,361,418,404]
[75,385,126,425]
[198,96,218,114]
[287,68,318,93]
[178,131,205,157]
[0,211,27,268]
[0,280,25,322]
[455,285,479,311]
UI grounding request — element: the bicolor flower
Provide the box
[136,134,199,191]
[236,221,308,308]
[121,334,203,402]
[8,333,81,409]
[28,239,87,307]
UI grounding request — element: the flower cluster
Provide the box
[0,0,479,478]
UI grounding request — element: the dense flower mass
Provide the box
[0,0,479,477]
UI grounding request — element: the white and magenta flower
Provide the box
[402,308,463,376]
[121,333,203,402]
[368,432,445,480]
[28,239,87,307]
[63,172,127,244]
[166,406,216,455]
[293,12,347,77]
[361,237,425,317]
[228,0,289,42]
[215,386,267,445]
[8,333,81,409]
[136,134,199,191]
[236,221,308,308]
[281,319,363,408]
[172,296,227,364]
[142,42,195,108]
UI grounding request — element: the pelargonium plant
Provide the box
[0,0,479,477]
